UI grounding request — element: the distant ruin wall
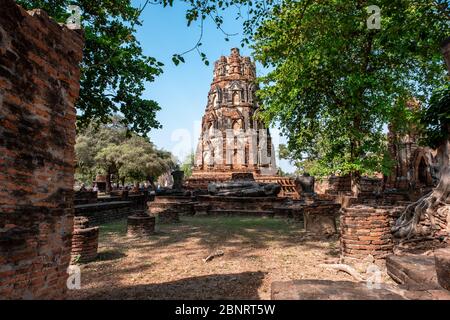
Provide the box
[315,176,382,196]
[0,0,83,299]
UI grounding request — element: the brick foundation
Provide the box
[75,201,137,226]
[74,191,98,205]
[127,215,156,237]
[0,0,83,299]
[304,202,340,235]
[71,227,99,263]
[149,196,195,216]
[340,205,403,259]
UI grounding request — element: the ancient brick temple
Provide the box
[385,101,438,192]
[187,48,290,191]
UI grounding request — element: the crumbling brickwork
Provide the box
[71,226,99,264]
[340,205,405,259]
[127,215,156,238]
[0,0,83,299]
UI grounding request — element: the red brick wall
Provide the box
[0,0,83,299]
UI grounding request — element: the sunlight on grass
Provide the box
[181,216,301,234]
[99,219,127,240]
[97,216,304,243]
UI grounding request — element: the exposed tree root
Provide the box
[392,164,450,240]
[319,263,365,281]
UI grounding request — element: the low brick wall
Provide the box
[74,201,135,226]
[127,216,156,237]
[74,191,98,205]
[304,202,341,235]
[71,227,99,263]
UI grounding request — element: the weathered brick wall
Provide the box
[75,201,137,226]
[0,0,83,299]
[340,205,405,259]
[315,176,352,195]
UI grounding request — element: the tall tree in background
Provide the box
[251,1,447,183]
[178,0,447,174]
[180,152,195,178]
[75,116,128,190]
[75,118,174,191]
[393,39,450,239]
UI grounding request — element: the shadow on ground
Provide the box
[99,216,339,260]
[150,216,307,250]
[95,249,127,262]
[71,271,266,300]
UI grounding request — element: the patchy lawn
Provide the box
[68,216,364,300]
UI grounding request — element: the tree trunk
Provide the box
[147,175,156,191]
[393,139,449,239]
[351,172,361,197]
[393,39,450,240]
[442,37,450,72]
[106,168,112,193]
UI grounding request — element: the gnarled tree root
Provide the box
[392,167,450,240]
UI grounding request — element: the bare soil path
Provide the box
[68,216,362,300]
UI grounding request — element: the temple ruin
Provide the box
[186,48,300,197]
[0,0,449,301]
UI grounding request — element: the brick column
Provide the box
[0,0,83,299]
[340,205,403,259]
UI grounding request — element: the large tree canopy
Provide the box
[177,0,448,177]
[181,0,449,239]
[15,0,255,135]
[17,0,164,135]
[250,0,448,177]
[75,117,174,189]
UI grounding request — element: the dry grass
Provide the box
[68,216,362,300]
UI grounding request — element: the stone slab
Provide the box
[271,280,406,300]
[386,254,441,290]
[435,248,450,291]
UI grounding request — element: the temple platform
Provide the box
[194,195,287,216]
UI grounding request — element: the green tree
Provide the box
[75,118,174,191]
[75,117,128,188]
[180,152,195,178]
[252,1,447,179]
[17,0,164,135]
[118,136,175,186]
[250,1,448,237]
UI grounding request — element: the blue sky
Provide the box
[133,0,295,173]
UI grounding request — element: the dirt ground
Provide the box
[67,216,390,300]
